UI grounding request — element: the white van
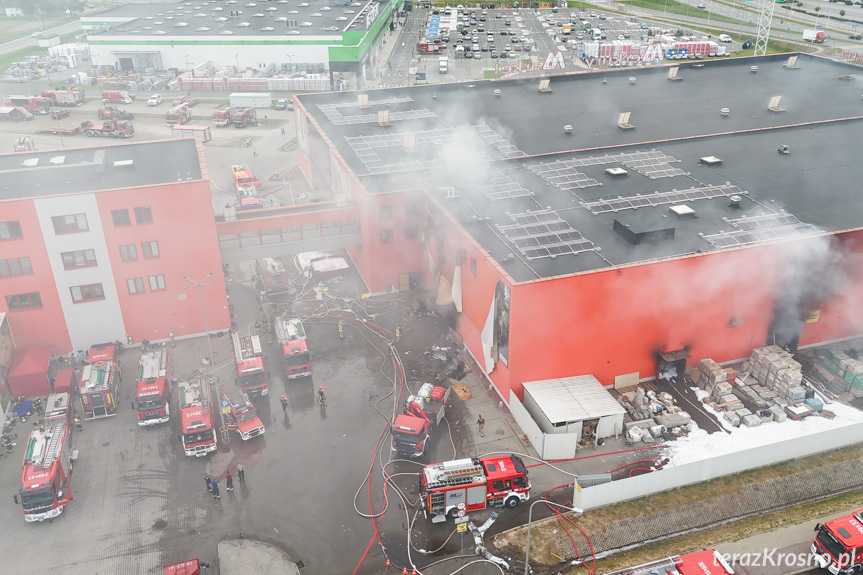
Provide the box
[718,34,732,43]
[593,29,603,41]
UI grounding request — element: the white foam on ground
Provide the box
[665,388,863,465]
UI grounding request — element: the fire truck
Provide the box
[4,95,52,115]
[212,106,233,126]
[82,119,134,138]
[231,163,261,208]
[164,559,202,575]
[222,389,265,440]
[166,104,192,126]
[79,343,121,419]
[231,107,257,128]
[43,393,72,425]
[604,550,735,575]
[392,383,450,458]
[179,377,217,457]
[274,317,311,379]
[19,423,74,522]
[420,455,531,523]
[98,105,134,120]
[231,332,268,397]
[812,509,863,574]
[418,41,443,53]
[42,87,85,107]
[255,257,291,296]
[136,348,171,426]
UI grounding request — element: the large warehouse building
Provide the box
[0,139,230,354]
[82,0,404,88]
[292,54,863,403]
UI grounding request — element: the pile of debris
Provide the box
[0,55,72,82]
[619,387,692,443]
[813,349,863,399]
[694,347,832,427]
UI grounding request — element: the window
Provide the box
[470,257,477,276]
[148,274,166,291]
[405,202,418,216]
[134,206,153,224]
[70,283,105,303]
[119,244,138,261]
[6,292,42,311]
[61,249,97,270]
[111,209,131,227]
[0,257,32,277]
[127,278,145,295]
[141,241,160,259]
[0,221,23,240]
[379,205,393,219]
[405,223,418,240]
[380,229,394,243]
[51,214,89,234]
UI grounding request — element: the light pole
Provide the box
[524,499,583,575]
[234,53,240,73]
[185,53,191,73]
[183,274,226,438]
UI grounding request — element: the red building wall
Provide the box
[0,200,69,352]
[97,181,230,343]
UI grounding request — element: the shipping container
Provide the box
[229,92,273,109]
[171,125,212,143]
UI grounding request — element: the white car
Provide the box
[147,94,163,106]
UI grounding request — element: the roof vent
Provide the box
[22,158,39,168]
[669,205,695,218]
[401,133,416,152]
[784,55,800,69]
[113,159,134,167]
[698,156,722,166]
[729,195,743,208]
[613,219,675,245]
[667,67,681,81]
[617,112,634,130]
[538,79,551,93]
[357,93,369,108]
[767,96,785,113]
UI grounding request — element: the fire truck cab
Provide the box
[79,343,121,419]
[164,559,201,575]
[231,332,268,397]
[232,164,261,208]
[222,389,265,440]
[20,423,74,522]
[136,348,171,426]
[604,550,735,575]
[274,317,311,379]
[812,509,863,574]
[420,455,530,523]
[255,257,291,295]
[179,377,217,457]
[392,383,450,458]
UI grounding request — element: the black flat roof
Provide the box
[298,54,863,282]
[0,138,204,200]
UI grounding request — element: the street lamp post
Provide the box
[183,274,226,437]
[234,53,240,73]
[524,499,583,575]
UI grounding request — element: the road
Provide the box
[0,19,82,56]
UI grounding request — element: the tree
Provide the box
[814,5,820,10]
[840,8,846,14]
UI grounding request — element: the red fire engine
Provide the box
[41,87,85,107]
[274,317,311,379]
[812,509,863,574]
[232,163,261,208]
[231,332,268,397]
[418,41,443,53]
[136,348,171,426]
[179,377,217,457]
[420,455,531,523]
[79,343,121,419]
[392,383,450,458]
[4,95,52,115]
[19,423,74,522]
[605,550,735,575]
[255,257,291,295]
[164,559,201,575]
[222,389,265,440]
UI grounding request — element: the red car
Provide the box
[51,109,70,120]
[172,95,198,107]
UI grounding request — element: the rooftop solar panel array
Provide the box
[726,213,801,231]
[527,149,686,192]
[473,124,526,159]
[527,159,601,190]
[497,210,596,260]
[583,184,746,215]
[702,223,821,248]
[318,97,436,126]
[617,151,686,178]
[479,172,531,201]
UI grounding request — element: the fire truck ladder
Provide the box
[426,462,484,490]
[42,424,64,466]
[198,376,211,417]
[603,555,683,575]
[232,331,244,363]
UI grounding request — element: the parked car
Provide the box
[172,95,198,107]
[51,108,70,120]
[850,33,862,40]
[274,98,289,110]
[490,51,499,58]
[147,94,163,106]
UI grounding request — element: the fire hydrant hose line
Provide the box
[543,484,597,575]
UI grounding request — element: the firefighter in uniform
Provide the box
[394,324,402,345]
[338,320,344,340]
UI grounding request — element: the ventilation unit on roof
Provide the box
[617,112,634,130]
[698,156,722,166]
[783,55,800,69]
[538,79,551,93]
[613,219,675,245]
[669,205,695,218]
[667,66,681,81]
[401,133,416,152]
[729,195,742,208]
[357,93,369,108]
[113,159,134,167]
[767,96,785,113]
[377,109,391,127]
